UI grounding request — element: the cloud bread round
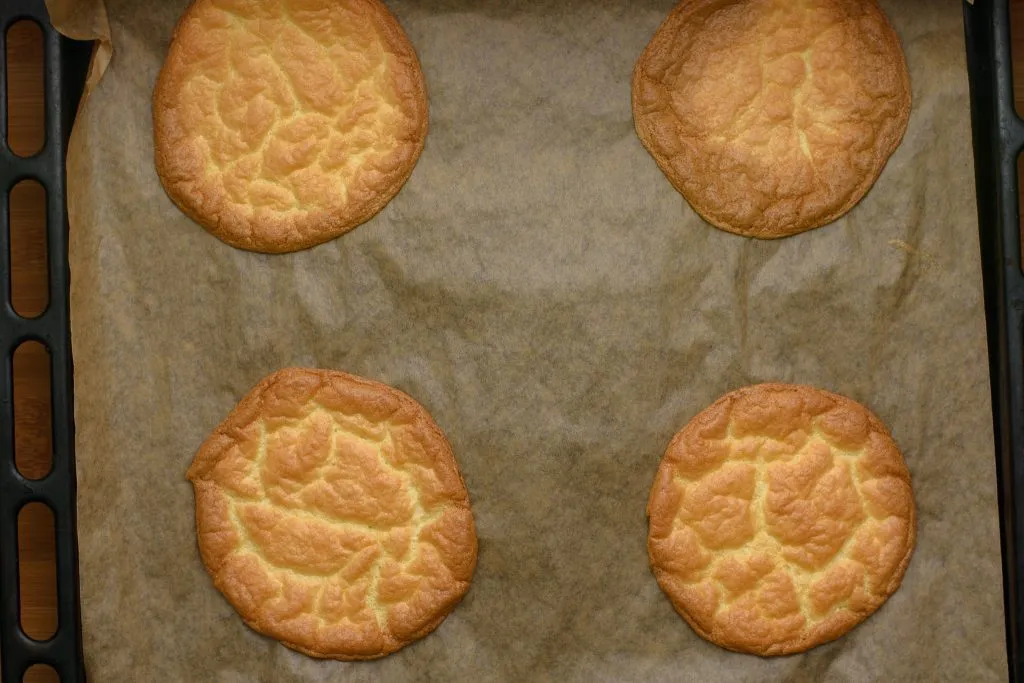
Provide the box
[647,383,915,655]
[186,368,477,659]
[632,0,911,238]
[153,0,428,253]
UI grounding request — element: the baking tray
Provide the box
[965,0,1024,680]
[0,0,1020,681]
[0,0,90,681]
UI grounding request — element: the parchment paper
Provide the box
[56,0,1005,680]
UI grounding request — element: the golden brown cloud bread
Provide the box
[153,0,428,253]
[632,0,910,238]
[186,368,477,660]
[647,383,915,655]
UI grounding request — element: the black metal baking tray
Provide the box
[965,0,1024,680]
[0,0,90,681]
[0,0,1018,682]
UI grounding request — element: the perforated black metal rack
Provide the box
[0,0,90,681]
[967,0,1024,680]
[0,1,1020,682]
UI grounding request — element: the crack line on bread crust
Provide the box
[221,403,452,636]
[371,427,443,571]
[226,494,383,581]
[241,419,270,499]
[228,493,406,535]
[673,410,885,630]
[364,560,387,631]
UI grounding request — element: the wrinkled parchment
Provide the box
[55,0,1006,680]
[46,0,111,109]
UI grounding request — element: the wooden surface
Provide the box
[5,5,1024,683]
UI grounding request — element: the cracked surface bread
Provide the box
[632,0,910,238]
[647,383,915,655]
[153,0,428,253]
[187,368,476,659]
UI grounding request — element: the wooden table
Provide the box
[5,6,1024,683]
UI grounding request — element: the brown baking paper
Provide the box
[45,0,111,108]
[56,0,1004,680]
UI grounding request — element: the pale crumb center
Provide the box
[182,6,406,214]
[680,423,872,627]
[228,410,440,632]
